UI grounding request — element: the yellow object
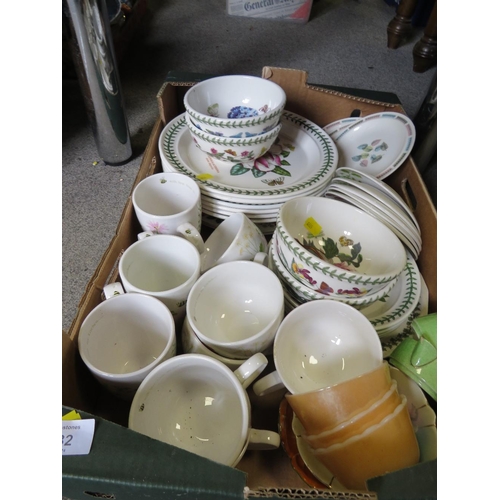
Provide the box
[196,173,213,180]
[303,217,322,236]
[62,410,81,421]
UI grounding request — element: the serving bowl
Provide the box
[186,115,282,163]
[183,75,286,137]
[275,196,406,297]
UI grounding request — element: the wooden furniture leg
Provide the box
[413,2,437,73]
[387,0,419,49]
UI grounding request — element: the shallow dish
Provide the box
[334,112,416,180]
[184,75,286,137]
[276,196,407,297]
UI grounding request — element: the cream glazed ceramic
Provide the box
[78,283,176,400]
[186,260,285,359]
[186,116,281,163]
[200,212,268,273]
[183,75,286,137]
[129,353,280,467]
[118,234,201,321]
[268,232,397,308]
[275,196,406,298]
[253,300,383,396]
[132,172,203,253]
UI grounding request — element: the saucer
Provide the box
[333,112,416,180]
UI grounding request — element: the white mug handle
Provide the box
[102,282,125,299]
[253,251,269,266]
[246,428,280,450]
[176,222,205,254]
[234,352,268,390]
[252,370,285,396]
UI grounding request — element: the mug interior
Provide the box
[130,356,248,466]
[275,301,382,394]
[121,237,200,293]
[189,262,283,344]
[79,294,173,375]
[134,175,198,217]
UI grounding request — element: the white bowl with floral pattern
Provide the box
[183,75,286,137]
[187,115,281,163]
[275,196,406,298]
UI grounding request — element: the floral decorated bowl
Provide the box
[183,75,286,137]
[186,116,282,163]
[269,232,397,308]
[275,196,406,298]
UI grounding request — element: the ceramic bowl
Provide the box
[311,396,419,491]
[285,361,392,436]
[269,231,397,308]
[183,75,286,137]
[275,196,406,297]
[186,116,282,163]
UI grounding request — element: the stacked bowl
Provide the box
[268,195,422,342]
[183,75,285,162]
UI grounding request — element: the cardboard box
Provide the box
[62,67,437,500]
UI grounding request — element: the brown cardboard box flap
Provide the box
[261,67,406,126]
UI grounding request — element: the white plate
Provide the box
[323,117,361,141]
[334,112,416,179]
[159,111,339,203]
[324,187,420,259]
[358,251,421,332]
[328,179,422,248]
[330,176,421,239]
[334,167,420,229]
[290,364,437,489]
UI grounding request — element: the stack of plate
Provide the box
[323,167,422,259]
[159,111,339,235]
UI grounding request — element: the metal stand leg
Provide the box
[63,0,132,165]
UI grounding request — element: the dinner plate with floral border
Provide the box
[333,112,416,180]
[279,365,436,490]
[159,111,339,203]
[334,167,420,229]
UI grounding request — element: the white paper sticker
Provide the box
[62,419,95,456]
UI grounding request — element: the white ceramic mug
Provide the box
[253,300,383,397]
[77,285,176,400]
[128,353,280,467]
[181,317,246,370]
[119,234,201,322]
[200,212,268,273]
[186,260,284,359]
[133,172,204,253]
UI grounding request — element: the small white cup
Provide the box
[119,234,201,322]
[133,172,204,253]
[253,300,383,397]
[129,353,280,467]
[77,286,176,400]
[186,260,284,359]
[200,212,268,273]
[181,317,246,371]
